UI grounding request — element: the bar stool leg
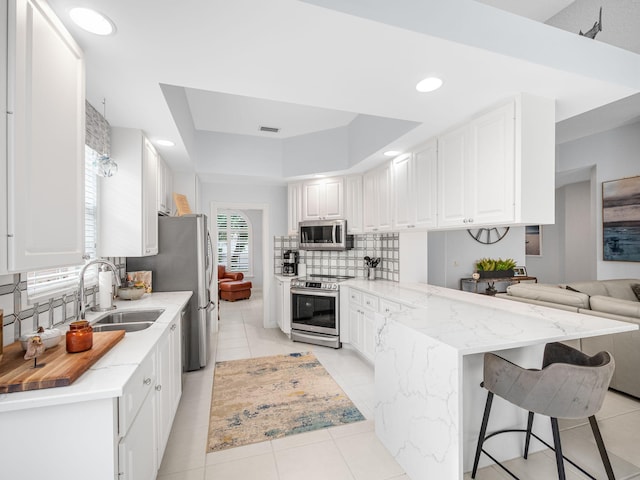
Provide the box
[472,391,494,478]
[524,411,534,459]
[588,416,616,480]
[550,417,567,480]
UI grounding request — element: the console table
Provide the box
[460,276,537,294]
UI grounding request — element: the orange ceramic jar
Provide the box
[66,320,93,353]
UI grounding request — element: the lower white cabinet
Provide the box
[346,289,378,362]
[119,390,157,480]
[118,314,182,478]
[0,307,184,480]
[345,287,404,363]
[275,276,293,334]
[155,315,182,462]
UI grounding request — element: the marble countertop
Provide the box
[344,279,637,355]
[0,291,192,413]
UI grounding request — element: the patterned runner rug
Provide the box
[207,351,365,452]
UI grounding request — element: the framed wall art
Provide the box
[525,225,542,256]
[602,175,640,262]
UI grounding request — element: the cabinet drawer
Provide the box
[362,293,379,311]
[379,298,401,314]
[119,351,156,437]
[349,289,363,306]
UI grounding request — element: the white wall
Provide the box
[244,209,263,289]
[427,227,526,289]
[564,181,597,282]
[557,120,640,279]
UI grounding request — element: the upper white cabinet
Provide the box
[287,183,301,235]
[363,162,392,232]
[157,155,173,216]
[1,0,85,273]
[344,175,363,234]
[99,128,158,257]
[392,141,437,230]
[437,94,554,229]
[301,177,344,220]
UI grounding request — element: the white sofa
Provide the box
[497,279,640,398]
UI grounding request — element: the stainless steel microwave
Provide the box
[299,219,354,251]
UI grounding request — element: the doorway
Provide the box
[211,202,270,331]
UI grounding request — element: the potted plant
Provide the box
[475,257,517,278]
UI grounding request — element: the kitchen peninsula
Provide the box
[341,280,637,480]
[0,291,191,480]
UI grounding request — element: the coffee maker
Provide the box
[282,250,298,276]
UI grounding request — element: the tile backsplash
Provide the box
[274,233,399,281]
[1,257,126,347]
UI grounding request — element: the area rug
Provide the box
[207,352,365,452]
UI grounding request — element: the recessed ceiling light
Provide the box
[416,76,443,93]
[384,150,402,157]
[69,8,115,36]
[156,139,175,147]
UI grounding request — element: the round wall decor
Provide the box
[467,227,510,245]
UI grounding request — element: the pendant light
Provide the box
[95,98,118,177]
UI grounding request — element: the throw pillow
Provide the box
[566,285,582,293]
[631,283,640,302]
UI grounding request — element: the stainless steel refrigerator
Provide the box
[127,214,215,371]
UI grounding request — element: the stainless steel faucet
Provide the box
[76,259,122,320]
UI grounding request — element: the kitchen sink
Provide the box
[92,322,154,333]
[95,309,165,324]
[91,309,165,333]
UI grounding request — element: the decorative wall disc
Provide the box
[467,227,510,245]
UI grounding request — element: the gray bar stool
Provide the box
[471,342,616,480]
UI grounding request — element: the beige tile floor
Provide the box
[158,291,640,480]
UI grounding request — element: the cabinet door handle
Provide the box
[171,324,177,331]
[143,377,152,385]
[155,384,162,391]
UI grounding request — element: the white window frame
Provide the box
[217,210,253,276]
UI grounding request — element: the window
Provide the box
[217,211,251,274]
[26,146,99,301]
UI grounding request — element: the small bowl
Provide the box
[20,328,63,351]
[118,287,145,300]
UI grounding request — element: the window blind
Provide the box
[217,211,251,274]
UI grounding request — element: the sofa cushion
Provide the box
[564,281,608,298]
[601,279,640,302]
[567,279,640,302]
[631,283,640,302]
[506,283,590,309]
[589,295,640,319]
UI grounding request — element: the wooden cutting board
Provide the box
[0,330,125,393]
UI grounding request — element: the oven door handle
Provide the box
[291,287,339,298]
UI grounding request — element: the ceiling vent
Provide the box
[259,126,280,133]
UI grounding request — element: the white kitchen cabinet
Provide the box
[344,287,406,363]
[275,276,293,335]
[437,95,554,229]
[363,162,392,232]
[157,155,173,216]
[119,386,157,480]
[287,183,302,235]
[345,175,364,233]
[1,0,85,273]
[345,288,376,363]
[392,144,438,231]
[99,128,159,257]
[301,177,344,220]
[155,314,182,462]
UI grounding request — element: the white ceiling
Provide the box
[185,89,358,139]
[476,0,576,22]
[46,0,640,182]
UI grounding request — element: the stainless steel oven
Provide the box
[290,276,348,349]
